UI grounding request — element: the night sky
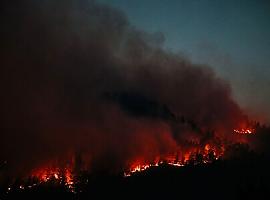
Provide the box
[99,0,270,123]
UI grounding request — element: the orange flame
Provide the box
[124,143,223,177]
[233,128,254,135]
[31,166,75,192]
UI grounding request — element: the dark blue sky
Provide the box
[98,0,270,123]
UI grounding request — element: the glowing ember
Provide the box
[204,144,211,151]
[30,166,75,192]
[64,168,74,190]
[54,173,59,179]
[233,128,254,135]
[124,163,158,177]
[124,144,223,177]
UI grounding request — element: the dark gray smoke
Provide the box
[0,0,247,177]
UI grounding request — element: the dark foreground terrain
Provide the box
[2,153,270,200]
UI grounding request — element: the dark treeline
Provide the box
[2,124,270,200]
[2,156,270,200]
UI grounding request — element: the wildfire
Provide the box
[30,166,75,192]
[5,166,76,195]
[5,127,254,194]
[124,144,222,177]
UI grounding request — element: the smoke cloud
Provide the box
[0,0,247,177]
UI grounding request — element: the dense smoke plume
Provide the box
[0,0,247,177]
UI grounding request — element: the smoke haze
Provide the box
[0,0,247,177]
